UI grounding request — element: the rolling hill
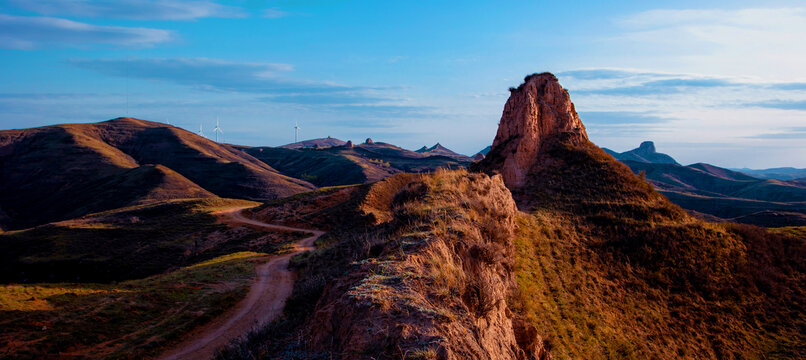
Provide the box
[733,167,806,180]
[280,136,347,149]
[602,142,806,226]
[622,160,806,226]
[240,139,471,187]
[0,118,314,230]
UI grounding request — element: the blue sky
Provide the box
[1,0,805,168]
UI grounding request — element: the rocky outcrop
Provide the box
[345,140,354,148]
[473,73,588,189]
[300,172,551,359]
[365,138,374,144]
[603,141,679,165]
[473,153,485,161]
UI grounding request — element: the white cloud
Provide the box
[0,14,173,49]
[7,0,244,21]
[556,67,806,167]
[613,8,806,79]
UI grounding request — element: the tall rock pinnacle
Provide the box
[474,73,588,188]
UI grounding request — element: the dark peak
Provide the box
[638,141,656,153]
[365,138,374,144]
[416,146,428,153]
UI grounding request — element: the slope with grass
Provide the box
[0,204,312,359]
[0,118,314,230]
[0,198,305,283]
[0,252,271,359]
[509,139,805,359]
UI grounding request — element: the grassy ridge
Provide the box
[510,140,806,359]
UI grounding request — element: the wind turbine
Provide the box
[294,120,300,143]
[213,115,224,142]
[198,123,204,138]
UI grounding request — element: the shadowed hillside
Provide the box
[0,118,314,230]
[0,198,306,283]
[241,140,470,187]
[621,160,806,226]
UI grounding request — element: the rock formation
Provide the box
[473,73,588,189]
[345,140,354,148]
[603,141,679,165]
[473,152,485,161]
[365,138,374,144]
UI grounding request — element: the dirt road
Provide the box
[158,208,324,360]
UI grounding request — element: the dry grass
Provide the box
[0,252,269,359]
[509,139,806,359]
[0,198,296,283]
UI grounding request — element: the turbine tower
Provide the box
[198,124,204,138]
[294,120,301,143]
[213,115,224,142]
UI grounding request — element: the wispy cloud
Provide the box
[748,127,806,139]
[261,7,289,19]
[7,0,244,21]
[579,111,670,125]
[69,57,427,115]
[560,68,806,98]
[747,100,806,111]
[262,93,387,105]
[0,14,173,49]
[613,8,806,79]
[69,57,337,93]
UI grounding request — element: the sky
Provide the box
[1,0,805,168]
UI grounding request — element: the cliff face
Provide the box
[300,171,550,359]
[474,73,588,189]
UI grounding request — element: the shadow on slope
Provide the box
[0,198,306,283]
[0,118,314,230]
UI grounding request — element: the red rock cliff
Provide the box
[475,73,588,189]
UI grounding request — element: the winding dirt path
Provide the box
[158,208,324,360]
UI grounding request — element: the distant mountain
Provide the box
[414,143,474,162]
[603,141,679,164]
[242,140,471,187]
[0,118,314,230]
[476,145,491,156]
[281,136,347,149]
[732,167,806,180]
[622,160,806,226]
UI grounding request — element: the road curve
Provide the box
[157,208,324,360]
